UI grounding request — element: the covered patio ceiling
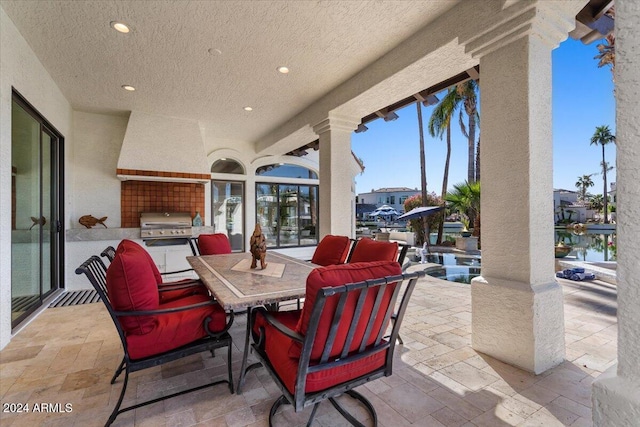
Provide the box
[0,0,465,146]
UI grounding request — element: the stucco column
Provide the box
[313,116,358,238]
[464,4,577,374]
[592,1,640,424]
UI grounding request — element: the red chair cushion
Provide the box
[126,294,227,359]
[348,238,399,263]
[107,244,160,335]
[265,320,387,394]
[198,234,232,255]
[291,261,402,359]
[159,279,209,303]
[310,235,351,266]
[117,239,163,284]
[252,309,300,343]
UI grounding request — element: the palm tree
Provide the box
[575,174,595,202]
[456,80,479,183]
[417,102,428,206]
[428,87,458,243]
[446,181,481,240]
[590,194,604,212]
[590,125,616,223]
[594,6,615,80]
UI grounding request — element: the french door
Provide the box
[11,90,64,329]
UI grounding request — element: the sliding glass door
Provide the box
[256,183,318,248]
[11,91,64,328]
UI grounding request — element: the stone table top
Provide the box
[187,252,316,311]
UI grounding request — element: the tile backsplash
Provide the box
[121,180,205,228]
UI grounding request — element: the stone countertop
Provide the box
[66,226,214,242]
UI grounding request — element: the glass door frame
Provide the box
[255,182,319,248]
[11,88,65,329]
[211,179,245,252]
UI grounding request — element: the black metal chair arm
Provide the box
[161,268,195,276]
[112,300,219,317]
[157,281,203,291]
[253,307,304,343]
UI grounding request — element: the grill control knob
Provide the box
[159,231,164,235]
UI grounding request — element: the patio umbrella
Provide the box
[397,205,444,221]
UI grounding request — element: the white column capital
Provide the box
[312,115,360,135]
[463,1,579,58]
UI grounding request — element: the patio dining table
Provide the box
[187,251,316,393]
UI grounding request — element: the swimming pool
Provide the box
[416,252,481,284]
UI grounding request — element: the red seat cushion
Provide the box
[107,244,160,335]
[117,239,163,284]
[198,234,232,255]
[265,320,387,394]
[292,260,402,359]
[252,309,300,344]
[348,238,399,263]
[258,261,402,394]
[117,240,208,297]
[311,235,351,266]
[158,279,209,303]
[126,294,227,359]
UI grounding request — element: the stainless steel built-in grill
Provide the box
[140,212,193,240]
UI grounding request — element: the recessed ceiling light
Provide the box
[122,85,136,91]
[243,106,253,111]
[110,21,130,33]
[220,158,227,161]
[277,66,290,74]
[208,48,222,55]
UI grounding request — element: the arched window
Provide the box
[211,159,245,174]
[255,163,317,179]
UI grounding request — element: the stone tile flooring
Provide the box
[0,276,617,426]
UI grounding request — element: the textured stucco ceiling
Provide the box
[1,0,461,144]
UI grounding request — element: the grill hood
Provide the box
[117,111,210,183]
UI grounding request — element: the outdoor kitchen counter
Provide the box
[66,226,214,241]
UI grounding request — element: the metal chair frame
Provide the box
[252,270,423,426]
[76,256,234,426]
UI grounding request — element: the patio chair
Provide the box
[102,243,196,279]
[346,238,411,344]
[109,240,209,302]
[76,252,234,427]
[310,235,352,266]
[190,233,232,256]
[251,260,423,426]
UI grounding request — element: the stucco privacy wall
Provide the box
[0,7,73,350]
[592,0,640,424]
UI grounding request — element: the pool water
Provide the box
[417,252,481,284]
[554,230,616,262]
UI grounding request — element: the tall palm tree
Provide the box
[575,174,595,202]
[428,87,458,243]
[456,80,479,183]
[590,125,616,223]
[417,102,427,206]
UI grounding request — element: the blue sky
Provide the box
[352,38,616,196]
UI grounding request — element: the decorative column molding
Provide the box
[467,2,578,374]
[313,115,359,239]
[463,1,579,58]
[592,0,640,424]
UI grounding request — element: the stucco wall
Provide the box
[71,111,127,229]
[0,7,73,350]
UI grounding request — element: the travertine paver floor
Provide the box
[0,275,616,426]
